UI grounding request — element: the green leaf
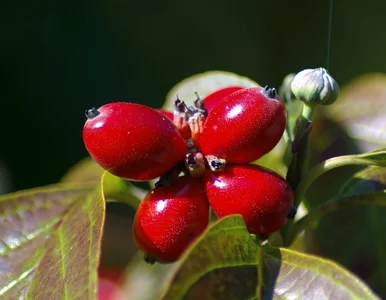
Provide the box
[254,138,287,177]
[0,182,105,300]
[340,166,386,196]
[262,246,380,300]
[295,148,386,210]
[160,215,259,300]
[323,73,386,151]
[63,157,145,210]
[159,215,378,300]
[163,70,260,111]
[308,166,386,298]
[60,157,105,184]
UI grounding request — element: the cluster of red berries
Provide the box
[83,85,294,263]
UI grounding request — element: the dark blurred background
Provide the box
[1,0,386,192]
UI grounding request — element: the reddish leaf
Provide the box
[0,183,105,300]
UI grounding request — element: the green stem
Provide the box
[256,241,266,300]
[294,155,381,208]
[283,111,294,143]
[286,103,315,190]
[281,103,315,245]
[297,103,314,178]
[281,154,381,246]
[289,191,386,244]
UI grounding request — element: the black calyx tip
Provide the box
[286,206,297,219]
[193,92,204,109]
[210,160,223,170]
[144,253,157,265]
[175,99,189,113]
[263,85,277,99]
[85,107,100,119]
[193,92,208,116]
[186,153,196,165]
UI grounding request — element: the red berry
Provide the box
[204,164,293,235]
[133,176,209,263]
[98,279,123,300]
[157,109,174,121]
[200,86,286,163]
[83,102,187,181]
[202,86,244,112]
[98,268,123,285]
[97,267,124,300]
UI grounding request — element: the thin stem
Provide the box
[286,103,315,190]
[281,154,384,246]
[302,102,314,121]
[298,103,314,178]
[256,241,266,300]
[289,191,386,244]
[326,0,334,70]
[281,103,315,245]
[294,155,381,208]
[284,111,294,143]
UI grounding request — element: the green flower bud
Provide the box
[291,67,339,106]
[278,73,296,103]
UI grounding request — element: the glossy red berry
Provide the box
[83,102,187,181]
[204,164,293,235]
[202,86,244,112]
[200,86,286,163]
[157,109,174,121]
[133,176,209,263]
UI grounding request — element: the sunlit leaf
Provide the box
[308,166,386,298]
[0,182,105,300]
[163,70,260,111]
[159,215,378,299]
[161,215,259,300]
[262,246,380,300]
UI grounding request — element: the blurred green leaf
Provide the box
[163,70,260,111]
[308,166,386,298]
[340,166,386,196]
[60,157,105,184]
[161,215,259,300]
[323,73,386,152]
[102,171,144,210]
[0,182,105,300]
[302,104,365,208]
[262,245,380,300]
[62,157,145,210]
[296,148,386,210]
[254,138,287,177]
[121,251,177,300]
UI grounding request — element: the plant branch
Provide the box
[256,241,267,300]
[286,103,315,190]
[281,103,315,246]
[294,155,384,208]
[289,191,386,244]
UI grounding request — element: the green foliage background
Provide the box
[1,0,386,191]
